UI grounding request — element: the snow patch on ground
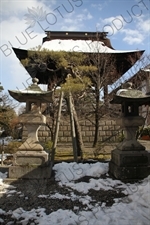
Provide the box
[53,162,108,184]
[0,162,150,225]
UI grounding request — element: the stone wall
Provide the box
[22,116,121,146]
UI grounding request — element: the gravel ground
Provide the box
[0,171,127,225]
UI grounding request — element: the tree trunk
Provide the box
[68,92,78,162]
[93,87,100,147]
[93,113,99,147]
[104,85,108,107]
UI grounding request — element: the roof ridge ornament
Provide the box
[122,82,132,89]
[32,77,39,85]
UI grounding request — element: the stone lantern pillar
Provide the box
[109,82,150,180]
[8,78,52,179]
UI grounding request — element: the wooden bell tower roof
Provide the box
[12,31,144,88]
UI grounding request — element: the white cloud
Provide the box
[9,56,31,90]
[59,8,93,31]
[0,11,46,93]
[122,29,145,45]
[82,8,93,19]
[0,54,31,93]
[0,1,89,49]
[0,28,45,92]
[120,16,150,45]
[87,12,93,20]
[0,0,50,17]
[43,0,57,6]
[62,18,74,24]
[97,13,149,46]
[75,10,93,22]
[97,16,126,35]
[0,0,58,51]
[91,3,103,11]
[59,11,82,30]
[137,18,150,33]
[0,16,45,52]
[60,25,80,31]
[0,0,88,92]
[91,1,112,11]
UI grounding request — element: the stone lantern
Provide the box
[8,78,52,179]
[109,82,150,180]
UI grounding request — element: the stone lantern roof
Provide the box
[110,82,150,106]
[8,78,52,103]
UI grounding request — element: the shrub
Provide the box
[42,140,53,151]
[137,126,150,138]
[117,131,125,142]
[141,128,150,136]
[41,140,54,160]
[4,141,22,154]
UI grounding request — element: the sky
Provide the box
[0,0,150,94]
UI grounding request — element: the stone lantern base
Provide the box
[109,149,149,180]
[9,164,51,179]
[9,165,51,179]
[8,151,51,179]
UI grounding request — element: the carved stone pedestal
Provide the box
[8,112,51,179]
